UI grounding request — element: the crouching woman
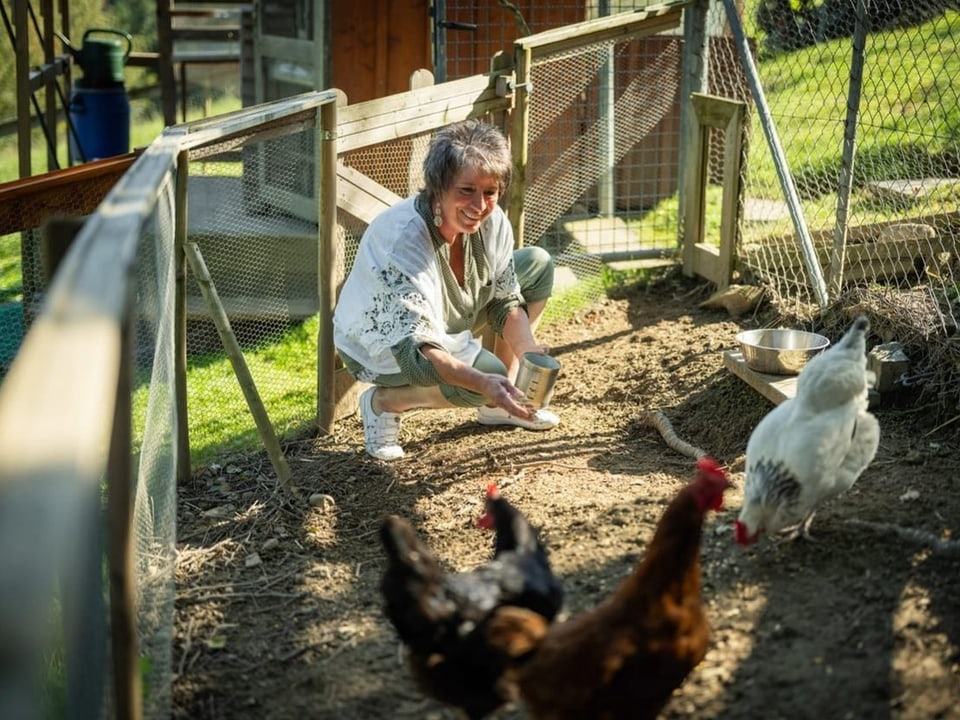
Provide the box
[333,119,559,460]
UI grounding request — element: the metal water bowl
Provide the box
[736,328,830,375]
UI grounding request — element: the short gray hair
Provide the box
[422,119,512,200]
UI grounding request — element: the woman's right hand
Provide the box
[481,373,535,419]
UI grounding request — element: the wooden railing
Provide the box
[0,90,339,720]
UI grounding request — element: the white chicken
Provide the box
[735,315,881,545]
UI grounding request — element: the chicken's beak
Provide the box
[733,519,758,546]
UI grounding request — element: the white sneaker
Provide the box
[360,387,404,460]
[477,405,560,431]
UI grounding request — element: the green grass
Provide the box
[749,9,960,195]
[629,9,960,247]
[132,316,318,466]
[625,186,726,247]
[0,233,22,303]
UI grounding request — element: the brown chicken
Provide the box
[485,457,731,720]
[378,483,563,719]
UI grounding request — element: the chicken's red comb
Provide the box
[695,456,728,482]
[694,456,731,511]
[696,456,722,473]
[478,482,499,529]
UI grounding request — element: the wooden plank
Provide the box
[0,319,121,720]
[338,72,495,125]
[518,5,686,60]
[338,95,512,153]
[332,369,363,424]
[337,162,401,224]
[683,93,745,286]
[336,73,512,152]
[691,242,721,278]
[336,80,504,127]
[107,313,141,720]
[741,231,960,279]
[339,84,504,133]
[751,211,960,248]
[317,101,340,434]
[723,349,799,405]
[681,120,707,275]
[0,152,139,234]
[717,97,746,290]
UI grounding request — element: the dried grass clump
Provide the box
[766,284,959,425]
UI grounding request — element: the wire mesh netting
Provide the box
[521,33,684,274]
[723,0,959,413]
[441,0,588,79]
[178,139,321,465]
[129,98,336,718]
[131,179,178,720]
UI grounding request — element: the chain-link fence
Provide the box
[439,0,959,417]
[720,0,959,415]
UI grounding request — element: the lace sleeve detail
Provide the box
[359,263,448,351]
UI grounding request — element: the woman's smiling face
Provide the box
[437,167,501,241]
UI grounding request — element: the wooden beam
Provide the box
[723,349,799,405]
[0,151,139,235]
[516,3,688,59]
[317,101,340,434]
[184,241,293,489]
[336,71,512,153]
[336,162,401,224]
[682,92,746,288]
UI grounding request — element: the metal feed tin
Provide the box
[515,352,561,409]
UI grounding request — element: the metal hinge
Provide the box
[495,75,532,97]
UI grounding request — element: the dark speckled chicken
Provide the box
[378,484,563,719]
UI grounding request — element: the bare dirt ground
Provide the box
[172,269,960,720]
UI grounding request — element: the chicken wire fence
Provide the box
[129,178,179,720]
[0,93,338,720]
[129,100,339,718]
[516,22,685,272]
[721,0,960,416]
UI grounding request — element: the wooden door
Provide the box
[331,1,431,104]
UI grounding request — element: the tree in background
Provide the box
[754,0,949,55]
[106,0,157,51]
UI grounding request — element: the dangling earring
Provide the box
[433,203,443,228]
